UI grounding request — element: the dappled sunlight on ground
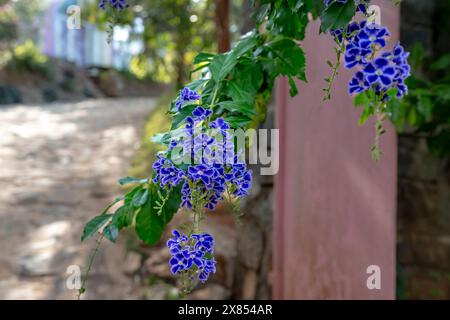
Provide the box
[0,98,155,299]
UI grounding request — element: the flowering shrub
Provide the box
[167,230,216,291]
[79,0,408,298]
[324,0,411,160]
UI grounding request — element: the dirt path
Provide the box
[0,98,157,299]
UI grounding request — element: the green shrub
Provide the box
[6,40,54,79]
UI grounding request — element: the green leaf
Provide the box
[81,214,112,242]
[268,2,308,40]
[103,224,119,243]
[193,52,215,65]
[430,53,450,71]
[209,54,237,83]
[230,61,264,95]
[266,38,306,81]
[132,188,149,207]
[99,197,123,215]
[354,91,370,108]
[118,176,148,186]
[111,205,129,229]
[232,35,258,57]
[417,94,433,121]
[135,184,181,245]
[320,0,356,33]
[226,80,255,104]
[223,114,252,128]
[288,76,298,97]
[358,105,372,125]
[218,100,256,117]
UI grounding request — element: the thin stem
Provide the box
[371,103,387,162]
[323,38,344,101]
[77,234,104,300]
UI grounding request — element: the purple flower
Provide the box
[183,249,205,269]
[362,57,396,87]
[99,0,128,10]
[198,258,216,283]
[344,43,372,68]
[167,229,188,254]
[167,230,216,283]
[192,106,212,121]
[188,164,215,185]
[180,181,192,209]
[160,166,183,186]
[393,77,408,98]
[357,23,390,49]
[209,117,230,132]
[169,252,186,274]
[176,87,201,110]
[193,134,215,156]
[191,233,214,253]
[348,71,370,94]
[181,87,201,102]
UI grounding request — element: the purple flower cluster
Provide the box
[153,92,252,211]
[331,18,410,101]
[167,230,216,283]
[99,0,128,10]
[175,87,201,110]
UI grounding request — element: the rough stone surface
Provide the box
[397,136,450,299]
[189,284,231,300]
[231,103,274,299]
[398,0,450,300]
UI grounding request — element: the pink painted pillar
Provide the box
[274,2,399,299]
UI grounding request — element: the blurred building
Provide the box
[39,0,135,69]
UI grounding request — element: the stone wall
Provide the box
[231,103,275,299]
[397,0,450,299]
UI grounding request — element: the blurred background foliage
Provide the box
[390,46,450,156]
[83,0,220,86]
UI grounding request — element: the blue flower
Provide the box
[192,106,212,121]
[357,23,390,49]
[188,164,215,185]
[181,87,201,102]
[183,249,205,269]
[344,43,372,68]
[180,181,193,209]
[393,77,408,98]
[209,117,230,132]
[99,0,128,10]
[160,166,183,186]
[191,233,214,253]
[175,87,201,110]
[167,229,188,254]
[362,57,396,87]
[169,252,187,274]
[193,134,215,156]
[348,71,370,94]
[198,258,216,283]
[232,168,252,197]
